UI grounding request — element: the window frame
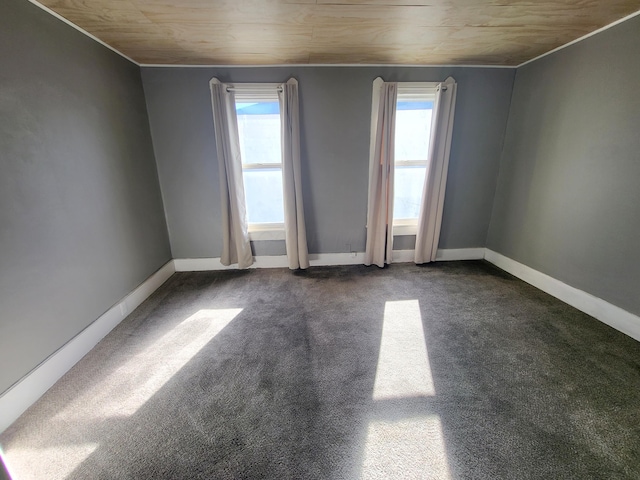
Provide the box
[232,84,286,240]
[392,83,438,236]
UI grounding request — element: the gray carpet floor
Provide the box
[1,261,639,479]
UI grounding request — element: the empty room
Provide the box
[1,0,639,478]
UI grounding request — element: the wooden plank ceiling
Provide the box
[36,0,640,66]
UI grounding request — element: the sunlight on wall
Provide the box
[373,300,435,400]
[3,443,98,480]
[54,308,242,420]
[361,416,452,480]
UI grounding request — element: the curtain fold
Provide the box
[414,77,458,264]
[279,78,310,269]
[364,78,398,268]
[209,78,253,269]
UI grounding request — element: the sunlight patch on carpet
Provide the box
[3,443,98,480]
[360,416,451,479]
[54,308,242,419]
[373,300,435,400]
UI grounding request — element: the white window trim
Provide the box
[248,223,286,241]
[242,163,281,170]
[396,82,439,91]
[391,83,437,233]
[396,159,428,167]
[234,84,286,237]
[230,83,282,99]
[392,220,418,236]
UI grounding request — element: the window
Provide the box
[234,86,285,239]
[393,85,436,235]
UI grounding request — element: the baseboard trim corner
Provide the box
[484,249,640,342]
[0,260,175,434]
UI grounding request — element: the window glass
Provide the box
[395,101,433,161]
[393,97,434,222]
[394,165,427,220]
[242,168,285,224]
[235,99,284,225]
[236,102,281,165]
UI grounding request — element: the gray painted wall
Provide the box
[487,15,640,316]
[0,0,171,393]
[142,66,514,258]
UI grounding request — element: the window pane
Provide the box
[394,166,426,220]
[236,102,281,165]
[395,101,433,161]
[243,168,284,224]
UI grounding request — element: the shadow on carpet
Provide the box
[2,261,640,479]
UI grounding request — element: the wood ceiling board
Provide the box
[310,25,587,46]
[33,0,640,65]
[137,4,635,28]
[315,0,632,5]
[305,37,557,65]
[164,23,314,41]
[42,0,153,25]
[139,41,538,66]
[307,51,518,65]
[140,52,313,65]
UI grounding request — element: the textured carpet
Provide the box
[1,261,639,479]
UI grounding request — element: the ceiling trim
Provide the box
[516,8,640,68]
[28,0,139,66]
[27,1,640,71]
[139,63,517,69]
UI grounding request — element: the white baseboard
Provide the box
[173,252,367,271]
[436,248,486,261]
[309,252,365,266]
[0,261,175,434]
[173,257,237,271]
[173,249,481,271]
[391,248,485,263]
[484,249,640,342]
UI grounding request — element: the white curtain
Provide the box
[209,78,253,269]
[414,77,458,264]
[364,78,398,268]
[279,78,310,269]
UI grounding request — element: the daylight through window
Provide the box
[393,87,435,225]
[234,89,284,228]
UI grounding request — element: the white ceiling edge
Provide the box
[26,0,640,71]
[516,8,640,68]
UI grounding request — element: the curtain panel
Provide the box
[364,78,398,268]
[414,77,458,264]
[279,78,310,270]
[209,78,253,269]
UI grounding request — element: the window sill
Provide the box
[393,224,418,236]
[248,224,285,241]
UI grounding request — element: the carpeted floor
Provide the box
[1,261,639,479]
